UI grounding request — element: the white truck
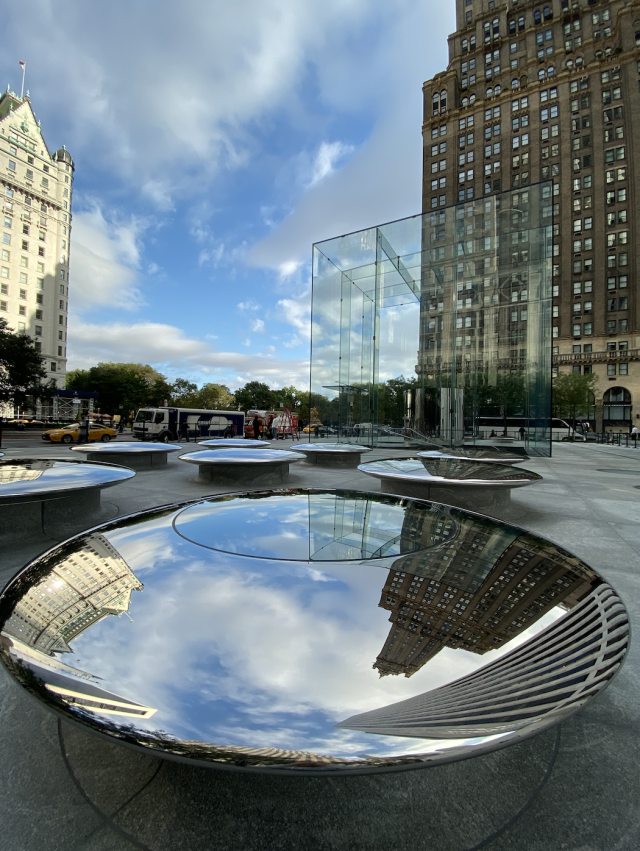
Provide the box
[132,407,245,443]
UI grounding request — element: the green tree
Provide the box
[169,378,197,402]
[477,373,526,433]
[552,372,598,427]
[377,375,417,427]
[0,318,50,406]
[66,363,152,416]
[173,382,235,410]
[234,381,274,411]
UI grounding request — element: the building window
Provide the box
[607,320,617,333]
[583,323,592,335]
[35,325,42,336]
[50,362,57,372]
[18,305,26,316]
[607,364,617,376]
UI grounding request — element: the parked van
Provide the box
[133,407,245,442]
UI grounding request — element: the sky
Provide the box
[1,0,454,392]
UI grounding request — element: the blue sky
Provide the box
[1,0,453,391]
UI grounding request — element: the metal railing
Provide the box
[576,432,639,447]
[553,348,640,364]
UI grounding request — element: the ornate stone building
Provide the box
[0,89,73,387]
[422,0,640,431]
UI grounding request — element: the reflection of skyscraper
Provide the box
[374,528,598,677]
[0,460,57,484]
[2,533,154,719]
[3,532,143,655]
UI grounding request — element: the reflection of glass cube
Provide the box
[311,184,553,455]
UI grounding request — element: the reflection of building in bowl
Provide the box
[374,519,599,678]
[0,636,156,720]
[309,494,458,560]
[0,460,57,484]
[2,532,143,656]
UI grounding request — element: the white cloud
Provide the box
[66,319,309,389]
[2,0,386,207]
[250,318,265,333]
[276,294,311,344]
[307,141,355,188]
[70,204,147,312]
[248,1,453,272]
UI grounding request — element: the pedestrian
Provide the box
[519,425,526,440]
[267,415,275,440]
[631,425,638,444]
[223,424,233,438]
[252,415,262,440]
[314,424,320,438]
[180,420,190,442]
[490,429,496,437]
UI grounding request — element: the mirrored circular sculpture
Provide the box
[291,443,372,468]
[196,439,268,449]
[359,457,542,516]
[0,489,628,774]
[418,448,527,465]
[179,448,303,484]
[0,458,135,541]
[71,442,183,469]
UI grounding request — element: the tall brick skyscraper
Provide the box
[422,0,640,431]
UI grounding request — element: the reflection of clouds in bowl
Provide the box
[4,489,618,769]
[65,545,526,757]
[173,491,457,561]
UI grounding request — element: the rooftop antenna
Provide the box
[19,61,25,99]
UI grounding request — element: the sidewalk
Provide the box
[1,442,639,850]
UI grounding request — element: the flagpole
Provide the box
[19,62,25,99]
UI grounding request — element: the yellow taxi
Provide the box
[42,423,117,444]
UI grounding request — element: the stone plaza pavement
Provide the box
[0,439,639,851]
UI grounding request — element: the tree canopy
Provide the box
[66,363,158,415]
[0,318,50,404]
[171,382,235,410]
[552,372,598,425]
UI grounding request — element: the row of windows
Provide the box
[0,247,47,264]
[3,186,70,217]
[569,320,629,337]
[3,231,47,245]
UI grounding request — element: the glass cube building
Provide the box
[310,183,553,455]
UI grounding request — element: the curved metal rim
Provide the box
[70,443,183,454]
[179,450,302,466]
[0,458,135,503]
[291,444,371,454]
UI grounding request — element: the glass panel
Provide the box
[311,184,552,455]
